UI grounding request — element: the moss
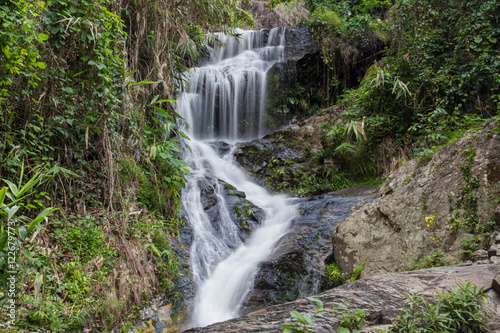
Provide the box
[224,183,237,191]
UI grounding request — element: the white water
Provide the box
[176,28,297,328]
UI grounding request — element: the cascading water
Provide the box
[176,28,297,328]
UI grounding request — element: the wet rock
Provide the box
[491,256,500,264]
[234,111,343,193]
[284,26,318,59]
[207,141,233,157]
[171,171,265,321]
[241,188,375,312]
[334,120,500,278]
[184,263,500,333]
[192,173,264,242]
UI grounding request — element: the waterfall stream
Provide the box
[176,28,298,328]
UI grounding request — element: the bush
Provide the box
[391,282,489,332]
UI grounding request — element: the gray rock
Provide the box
[493,273,500,294]
[496,203,500,225]
[489,244,500,258]
[491,256,500,264]
[473,249,489,261]
[183,263,500,332]
[334,120,500,277]
[494,232,500,243]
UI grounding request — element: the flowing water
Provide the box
[176,28,298,328]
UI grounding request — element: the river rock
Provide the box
[183,262,500,332]
[241,187,376,312]
[334,120,500,278]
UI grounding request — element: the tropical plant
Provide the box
[0,167,57,288]
[390,282,489,332]
[282,297,325,333]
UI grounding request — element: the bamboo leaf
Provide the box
[0,228,7,251]
[8,206,20,220]
[3,179,19,197]
[0,187,7,207]
[26,207,57,234]
[18,226,27,241]
[17,170,43,197]
[34,272,43,300]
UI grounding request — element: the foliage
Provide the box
[334,305,367,332]
[264,153,350,197]
[403,250,447,271]
[333,0,500,177]
[282,297,325,333]
[0,0,254,331]
[349,262,365,282]
[0,179,56,293]
[323,262,348,289]
[390,282,489,332]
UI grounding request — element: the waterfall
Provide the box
[176,27,297,328]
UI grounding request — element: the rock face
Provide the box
[334,120,500,278]
[183,262,500,332]
[234,108,345,193]
[242,0,309,30]
[241,187,375,312]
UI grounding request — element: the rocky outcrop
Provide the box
[241,187,375,312]
[334,120,500,278]
[243,1,309,30]
[234,108,344,193]
[184,262,500,332]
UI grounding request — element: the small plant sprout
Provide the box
[282,297,325,333]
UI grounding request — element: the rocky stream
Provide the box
[137,26,500,333]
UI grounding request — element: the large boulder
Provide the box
[184,262,500,332]
[334,120,500,277]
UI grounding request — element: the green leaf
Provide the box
[35,62,46,69]
[152,106,174,120]
[291,310,315,324]
[153,99,177,104]
[8,206,19,220]
[3,179,18,197]
[474,36,483,44]
[337,327,351,333]
[16,170,43,198]
[281,325,295,333]
[18,226,26,241]
[26,207,57,234]
[178,131,190,140]
[308,297,324,313]
[0,228,7,252]
[62,87,74,94]
[0,187,7,207]
[137,80,156,85]
[150,94,159,104]
[37,33,49,42]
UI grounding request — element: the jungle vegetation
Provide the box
[0,0,498,331]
